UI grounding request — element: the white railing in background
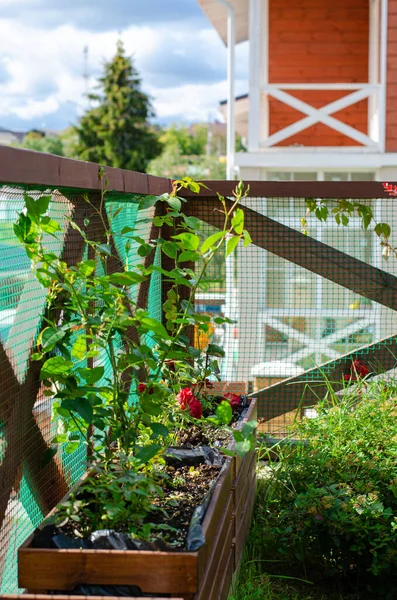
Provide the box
[261,83,382,149]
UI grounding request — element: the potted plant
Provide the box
[15,176,257,599]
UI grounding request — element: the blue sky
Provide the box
[0,0,248,132]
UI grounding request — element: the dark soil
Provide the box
[47,460,222,551]
[175,424,233,447]
[176,400,248,448]
[150,462,221,547]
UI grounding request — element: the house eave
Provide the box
[196,0,249,44]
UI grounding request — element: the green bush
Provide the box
[259,379,397,596]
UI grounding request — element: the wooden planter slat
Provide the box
[195,518,234,600]
[196,491,233,589]
[0,596,185,600]
[234,480,257,568]
[233,450,256,510]
[18,547,197,594]
[197,458,233,579]
[18,400,258,600]
[219,552,234,600]
[234,454,256,523]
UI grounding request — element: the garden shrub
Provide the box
[259,378,397,597]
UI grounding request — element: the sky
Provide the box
[0,0,248,132]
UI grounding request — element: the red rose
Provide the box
[176,387,202,418]
[383,182,397,196]
[188,397,203,419]
[138,383,154,394]
[343,373,357,382]
[177,387,196,410]
[344,360,369,382]
[224,393,241,411]
[352,359,369,378]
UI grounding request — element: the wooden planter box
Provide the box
[18,400,257,600]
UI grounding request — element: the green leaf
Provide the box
[214,316,236,325]
[201,231,225,254]
[40,217,61,235]
[62,397,93,423]
[232,208,244,234]
[137,244,153,257]
[25,194,51,222]
[172,232,200,251]
[78,366,104,384]
[178,250,200,263]
[235,440,251,457]
[36,267,53,287]
[97,244,112,256]
[216,401,232,425]
[140,316,169,339]
[40,327,65,352]
[150,423,169,439]
[138,195,158,210]
[108,272,146,286]
[135,444,162,464]
[71,335,87,361]
[243,229,252,248]
[233,430,244,443]
[24,195,41,222]
[165,196,181,211]
[65,441,80,454]
[207,343,225,357]
[315,205,329,222]
[41,357,73,379]
[13,214,32,242]
[51,434,68,444]
[188,346,201,358]
[219,447,235,457]
[242,420,258,438]
[162,241,178,259]
[383,223,391,238]
[226,235,240,257]
[341,214,349,227]
[141,397,163,416]
[183,215,201,229]
[375,222,391,239]
[36,195,52,215]
[78,259,96,277]
[120,226,135,234]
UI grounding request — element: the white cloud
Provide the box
[0,9,248,130]
[151,78,247,123]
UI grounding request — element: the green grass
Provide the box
[229,477,363,600]
[229,372,397,600]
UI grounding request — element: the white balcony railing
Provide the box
[260,83,382,149]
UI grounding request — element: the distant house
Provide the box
[0,127,25,146]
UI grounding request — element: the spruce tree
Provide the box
[75,40,162,171]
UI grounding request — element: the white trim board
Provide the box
[235,151,397,170]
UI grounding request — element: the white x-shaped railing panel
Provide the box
[261,84,380,148]
[263,314,375,365]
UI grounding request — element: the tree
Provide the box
[75,40,162,171]
[18,131,64,156]
[148,123,245,180]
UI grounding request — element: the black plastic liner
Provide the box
[164,444,224,467]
